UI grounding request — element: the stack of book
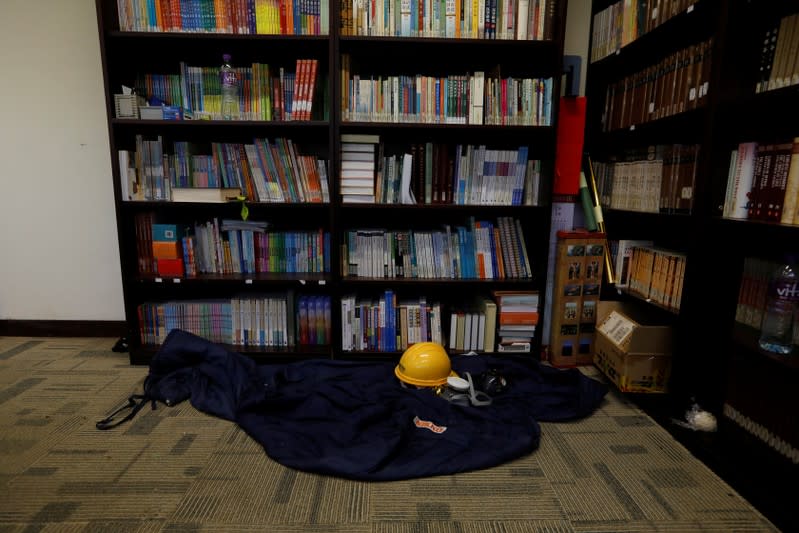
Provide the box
[492,290,539,352]
[340,134,379,203]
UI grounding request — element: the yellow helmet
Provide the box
[394,342,454,387]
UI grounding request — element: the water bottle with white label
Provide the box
[220,54,239,120]
[758,261,799,355]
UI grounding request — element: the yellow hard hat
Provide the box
[394,342,455,387]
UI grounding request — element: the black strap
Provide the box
[96,394,151,430]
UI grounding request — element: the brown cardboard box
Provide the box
[593,301,672,393]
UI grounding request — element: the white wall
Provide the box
[0,0,124,320]
[0,0,591,323]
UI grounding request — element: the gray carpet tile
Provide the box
[0,337,780,532]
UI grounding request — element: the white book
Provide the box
[341,185,375,195]
[341,176,374,187]
[516,0,529,39]
[728,141,757,220]
[341,151,375,161]
[401,0,412,36]
[722,149,739,218]
[341,133,380,143]
[342,143,376,152]
[342,194,376,203]
[118,149,132,201]
[341,160,375,170]
[341,168,375,179]
[400,153,416,204]
[449,312,458,349]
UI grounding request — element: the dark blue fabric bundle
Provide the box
[139,329,608,481]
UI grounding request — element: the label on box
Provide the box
[597,310,635,348]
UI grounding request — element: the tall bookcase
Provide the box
[585,1,799,530]
[94,1,565,364]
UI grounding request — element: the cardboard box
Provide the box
[593,300,672,393]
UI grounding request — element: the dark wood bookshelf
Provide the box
[585,1,799,530]
[96,0,565,364]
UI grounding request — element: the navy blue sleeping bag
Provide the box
[107,329,608,481]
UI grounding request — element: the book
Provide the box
[782,138,799,224]
[725,141,757,220]
[340,167,375,179]
[341,143,376,153]
[341,151,376,162]
[341,194,375,203]
[613,239,653,289]
[171,187,242,203]
[399,152,416,204]
[497,341,532,352]
[117,149,137,201]
[749,143,775,220]
[478,297,497,352]
[341,134,381,144]
[764,141,795,221]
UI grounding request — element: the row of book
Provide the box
[116,0,330,35]
[601,38,712,132]
[134,214,331,276]
[184,222,331,275]
[340,58,553,126]
[722,138,799,224]
[119,136,330,203]
[611,241,686,312]
[591,0,699,63]
[591,144,699,215]
[340,0,556,41]
[340,292,443,351]
[735,256,784,332]
[340,290,539,352]
[128,59,321,122]
[138,287,538,352]
[342,217,532,280]
[137,293,332,347]
[339,135,543,206]
[757,12,799,94]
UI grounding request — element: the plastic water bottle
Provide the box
[758,261,799,355]
[220,54,239,120]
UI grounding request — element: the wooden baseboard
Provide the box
[0,320,127,338]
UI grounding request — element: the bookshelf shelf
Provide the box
[108,31,331,41]
[731,323,799,371]
[136,272,331,284]
[111,119,331,128]
[97,0,564,363]
[586,1,799,529]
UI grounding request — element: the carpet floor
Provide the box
[0,336,780,532]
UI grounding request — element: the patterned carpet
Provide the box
[0,337,780,532]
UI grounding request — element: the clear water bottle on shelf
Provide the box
[758,259,799,355]
[220,53,239,120]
